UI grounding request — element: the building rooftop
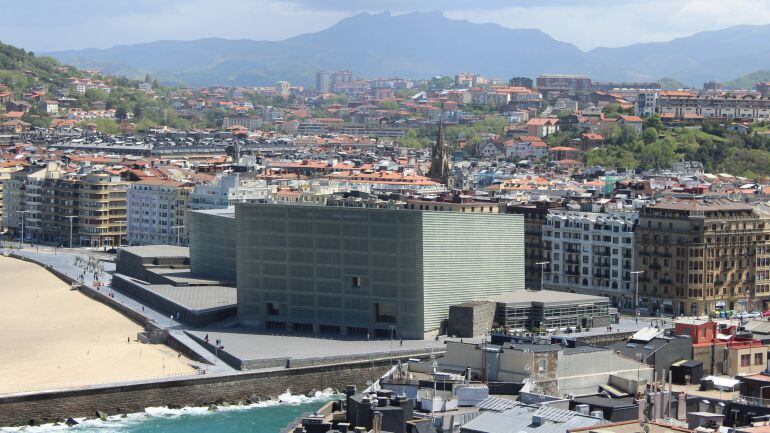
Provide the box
[490,290,609,306]
[461,403,603,433]
[119,245,189,259]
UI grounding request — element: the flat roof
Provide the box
[119,245,189,258]
[191,207,236,218]
[573,395,637,408]
[490,290,609,306]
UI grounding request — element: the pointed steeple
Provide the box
[429,120,450,186]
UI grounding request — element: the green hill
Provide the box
[0,40,88,94]
[722,70,770,90]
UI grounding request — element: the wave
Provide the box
[0,389,340,432]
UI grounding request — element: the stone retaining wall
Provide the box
[0,360,391,426]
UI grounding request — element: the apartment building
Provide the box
[654,91,770,120]
[127,178,192,246]
[507,200,562,289]
[0,161,25,231]
[3,164,128,247]
[189,173,271,210]
[542,208,638,308]
[536,74,592,94]
[635,198,770,316]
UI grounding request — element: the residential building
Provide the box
[508,201,562,289]
[274,81,290,97]
[0,161,24,231]
[509,76,534,89]
[4,164,129,247]
[316,70,332,93]
[635,198,770,316]
[757,82,770,97]
[536,74,592,95]
[222,115,262,131]
[655,91,770,120]
[127,178,192,246]
[542,209,638,309]
[617,115,643,134]
[526,118,559,138]
[191,203,525,339]
[189,174,271,210]
[676,318,767,376]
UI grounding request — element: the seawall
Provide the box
[0,359,391,426]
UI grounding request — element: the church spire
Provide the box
[428,120,450,186]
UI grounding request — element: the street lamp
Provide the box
[171,225,185,246]
[536,261,550,290]
[389,325,396,366]
[17,210,31,246]
[631,271,645,318]
[65,215,77,249]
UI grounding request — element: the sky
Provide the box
[3,0,770,52]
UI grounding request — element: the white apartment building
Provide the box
[189,174,272,210]
[127,179,191,246]
[542,209,638,309]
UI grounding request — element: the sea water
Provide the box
[0,390,338,433]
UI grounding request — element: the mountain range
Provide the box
[43,12,770,88]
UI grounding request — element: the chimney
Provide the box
[532,415,545,426]
[372,411,383,433]
[377,396,388,407]
[575,404,590,415]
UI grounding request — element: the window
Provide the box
[351,276,361,288]
[756,353,764,366]
[266,303,280,316]
[741,354,751,367]
[375,302,397,323]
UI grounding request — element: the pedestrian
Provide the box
[127,337,130,343]
[204,334,209,344]
[400,339,403,347]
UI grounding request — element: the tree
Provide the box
[640,138,676,169]
[642,127,659,145]
[115,106,128,121]
[90,118,121,134]
[644,115,663,131]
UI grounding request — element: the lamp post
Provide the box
[17,210,31,246]
[171,225,185,246]
[65,215,76,249]
[631,271,645,319]
[389,325,396,366]
[536,261,550,290]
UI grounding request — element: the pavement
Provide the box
[187,328,446,363]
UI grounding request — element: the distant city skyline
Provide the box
[3,0,770,52]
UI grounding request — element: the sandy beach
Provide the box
[0,255,194,394]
